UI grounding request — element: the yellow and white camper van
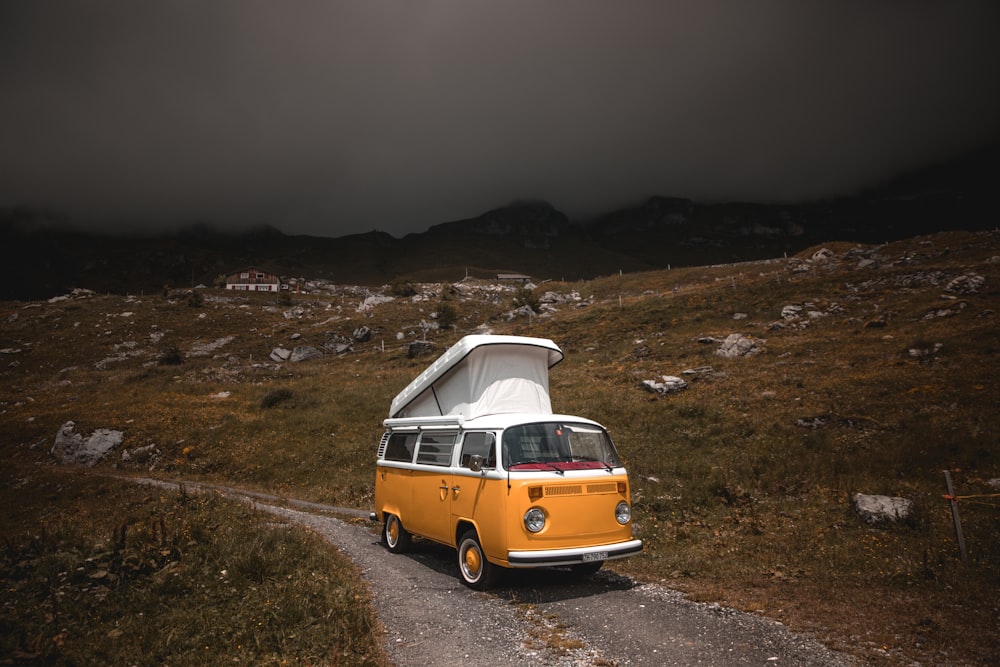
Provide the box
[373,334,642,589]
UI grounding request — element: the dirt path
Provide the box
[135,478,858,666]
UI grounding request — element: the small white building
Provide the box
[225,267,281,292]
[496,273,532,284]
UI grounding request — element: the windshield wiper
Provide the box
[573,456,615,473]
[510,460,565,475]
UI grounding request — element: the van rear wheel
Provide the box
[382,514,411,553]
[457,530,498,590]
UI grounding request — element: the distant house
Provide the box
[496,273,532,284]
[225,267,281,292]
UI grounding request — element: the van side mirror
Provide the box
[469,454,484,473]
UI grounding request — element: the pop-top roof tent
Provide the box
[388,335,564,421]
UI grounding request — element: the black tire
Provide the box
[570,561,603,577]
[457,530,498,590]
[382,514,411,554]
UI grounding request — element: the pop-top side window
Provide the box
[460,432,496,469]
[384,433,417,462]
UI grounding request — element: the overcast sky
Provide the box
[2,1,998,238]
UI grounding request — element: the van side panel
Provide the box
[450,469,507,560]
[407,468,453,543]
[375,464,413,525]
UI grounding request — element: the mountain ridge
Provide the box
[3,145,996,300]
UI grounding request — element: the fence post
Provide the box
[943,470,968,563]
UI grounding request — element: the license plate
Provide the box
[583,551,608,562]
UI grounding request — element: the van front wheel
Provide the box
[457,530,498,590]
[383,514,411,554]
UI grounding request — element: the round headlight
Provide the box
[615,501,632,525]
[524,507,546,533]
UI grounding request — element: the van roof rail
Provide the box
[383,415,465,429]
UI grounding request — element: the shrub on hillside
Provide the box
[512,287,540,313]
[390,279,416,297]
[436,301,458,329]
[261,388,293,409]
[158,344,183,366]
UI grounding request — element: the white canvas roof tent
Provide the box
[387,335,564,422]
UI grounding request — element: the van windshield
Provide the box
[502,422,622,471]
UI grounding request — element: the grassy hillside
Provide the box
[2,230,998,665]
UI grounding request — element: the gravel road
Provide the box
[135,478,858,666]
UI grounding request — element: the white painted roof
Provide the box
[389,335,564,420]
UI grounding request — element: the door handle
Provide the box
[452,486,461,492]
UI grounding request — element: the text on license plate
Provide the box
[583,551,608,562]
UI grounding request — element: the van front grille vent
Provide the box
[544,485,582,496]
[543,483,619,496]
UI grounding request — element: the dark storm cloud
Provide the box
[2,1,998,237]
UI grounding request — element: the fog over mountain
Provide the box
[3,138,997,302]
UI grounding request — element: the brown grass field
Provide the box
[2,230,998,665]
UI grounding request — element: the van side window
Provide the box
[460,432,496,469]
[415,432,457,466]
[384,433,417,462]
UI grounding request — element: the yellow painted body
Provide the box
[501,476,633,562]
[375,463,634,568]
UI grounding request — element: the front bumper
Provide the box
[507,539,643,568]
